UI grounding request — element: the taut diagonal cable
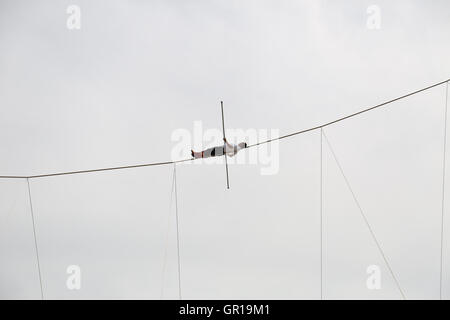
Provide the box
[322,130,406,299]
[160,166,176,299]
[26,178,44,300]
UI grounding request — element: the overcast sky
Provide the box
[1,0,450,299]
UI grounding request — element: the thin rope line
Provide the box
[174,164,182,300]
[0,175,27,179]
[160,166,176,299]
[247,78,450,148]
[0,158,193,180]
[320,128,323,300]
[322,130,406,300]
[0,79,448,180]
[26,178,44,300]
[440,81,448,300]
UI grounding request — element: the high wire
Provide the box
[247,78,450,148]
[0,158,192,179]
[0,78,449,180]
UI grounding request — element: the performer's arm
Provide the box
[223,138,233,149]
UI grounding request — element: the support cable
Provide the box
[173,164,182,300]
[322,130,406,299]
[440,81,449,300]
[320,128,324,300]
[160,166,176,299]
[26,178,44,300]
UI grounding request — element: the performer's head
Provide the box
[238,142,247,149]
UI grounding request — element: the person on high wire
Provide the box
[191,138,247,159]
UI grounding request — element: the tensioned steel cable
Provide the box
[0,158,192,180]
[26,178,44,300]
[160,165,176,299]
[320,128,324,300]
[322,130,406,299]
[173,164,182,300]
[0,78,448,180]
[440,81,449,300]
[247,78,450,148]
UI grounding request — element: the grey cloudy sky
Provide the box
[1,0,450,299]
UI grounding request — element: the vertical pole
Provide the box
[221,101,230,189]
[27,178,44,300]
